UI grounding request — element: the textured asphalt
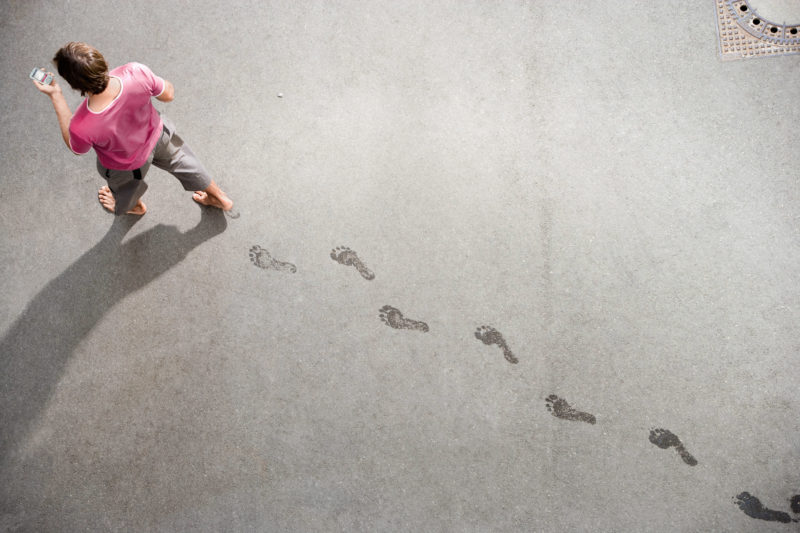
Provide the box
[1,1,798,531]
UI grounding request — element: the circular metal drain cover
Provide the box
[715,0,800,60]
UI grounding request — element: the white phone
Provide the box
[30,67,53,85]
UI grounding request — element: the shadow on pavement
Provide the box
[0,208,227,465]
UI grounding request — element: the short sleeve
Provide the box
[130,62,165,97]
[68,123,91,155]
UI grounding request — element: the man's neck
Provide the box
[88,77,119,110]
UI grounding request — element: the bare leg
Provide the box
[98,186,146,215]
[192,180,233,211]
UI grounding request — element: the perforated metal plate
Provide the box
[715,0,800,60]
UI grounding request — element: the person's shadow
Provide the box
[0,208,227,465]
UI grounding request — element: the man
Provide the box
[33,42,233,216]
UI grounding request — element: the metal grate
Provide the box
[715,0,800,60]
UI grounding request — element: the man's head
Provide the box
[53,42,109,96]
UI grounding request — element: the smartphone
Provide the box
[30,67,53,85]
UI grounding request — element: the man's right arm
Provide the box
[33,78,74,152]
[156,80,175,102]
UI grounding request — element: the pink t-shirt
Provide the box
[69,62,166,171]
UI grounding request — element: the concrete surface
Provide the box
[1,1,798,531]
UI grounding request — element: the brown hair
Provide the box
[53,42,109,96]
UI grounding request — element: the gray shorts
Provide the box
[96,115,213,215]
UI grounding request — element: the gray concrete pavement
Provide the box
[1,1,798,531]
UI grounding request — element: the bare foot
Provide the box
[192,190,234,211]
[98,186,146,215]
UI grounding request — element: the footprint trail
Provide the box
[249,245,297,273]
[648,428,698,466]
[545,395,596,424]
[379,305,429,332]
[474,325,517,364]
[330,246,375,280]
[733,492,795,523]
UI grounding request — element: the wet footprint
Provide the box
[225,208,241,219]
[330,246,375,280]
[734,492,795,523]
[379,305,429,332]
[648,428,698,466]
[791,494,800,514]
[474,325,518,364]
[249,245,297,273]
[545,395,596,424]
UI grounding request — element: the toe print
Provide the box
[733,492,794,523]
[474,325,517,364]
[545,395,596,424]
[379,305,429,332]
[648,428,698,466]
[249,245,297,273]
[330,246,375,280]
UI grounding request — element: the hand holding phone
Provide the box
[30,67,53,85]
[31,67,61,97]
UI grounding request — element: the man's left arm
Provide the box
[155,79,175,102]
